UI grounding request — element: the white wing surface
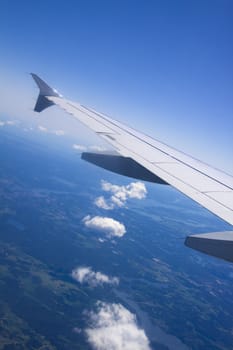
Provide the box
[31,74,233,262]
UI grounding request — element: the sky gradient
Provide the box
[0,0,232,173]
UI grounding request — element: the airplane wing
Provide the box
[31,73,233,262]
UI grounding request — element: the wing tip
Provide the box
[31,73,60,112]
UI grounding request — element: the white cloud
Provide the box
[38,125,48,132]
[95,181,147,210]
[85,302,151,350]
[83,215,126,238]
[53,129,65,136]
[94,196,114,210]
[102,181,147,200]
[38,125,65,136]
[89,145,107,152]
[71,267,119,287]
[73,327,82,334]
[6,120,16,125]
[73,144,87,151]
[72,144,107,152]
[0,120,18,127]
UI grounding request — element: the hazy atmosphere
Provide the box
[0,1,233,350]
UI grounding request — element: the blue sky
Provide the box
[0,0,232,173]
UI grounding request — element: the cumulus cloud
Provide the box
[85,302,151,350]
[95,180,147,210]
[94,196,114,210]
[71,267,119,287]
[83,215,126,238]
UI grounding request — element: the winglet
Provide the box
[31,73,60,112]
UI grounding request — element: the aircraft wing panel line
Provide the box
[100,136,233,223]
[49,97,121,135]
[67,102,121,135]
[73,103,233,188]
[123,151,233,225]
[47,94,233,225]
[31,73,233,262]
[31,75,233,227]
[93,132,232,194]
[205,191,233,210]
[49,96,233,191]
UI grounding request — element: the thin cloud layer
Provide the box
[85,301,151,350]
[94,196,114,210]
[53,129,65,136]
[0,120,17,127]
[38,125,65,136]
[72,144,107,152]
[95,180,147,210]
[71,267,119,287]
[83,215,126,238]
[38,125,48,132]
[89,145,107,152]
[73,144,87,151]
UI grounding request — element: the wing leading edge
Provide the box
[31,73,233,262]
